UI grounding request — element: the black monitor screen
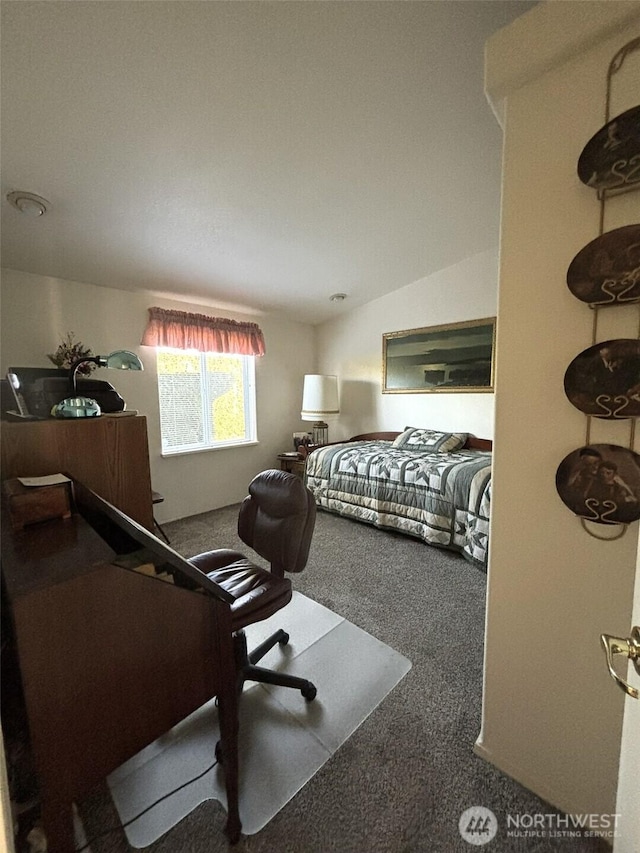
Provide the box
[6,367,66,418]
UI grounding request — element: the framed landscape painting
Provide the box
[383,317,496,394]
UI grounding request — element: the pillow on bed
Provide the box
[392,427,468,453]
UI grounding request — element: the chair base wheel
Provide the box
[301,682,317,701]
[278,631,290,646]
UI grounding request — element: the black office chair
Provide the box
[189,469,318,701]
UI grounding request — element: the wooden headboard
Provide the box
[349,431,493,452]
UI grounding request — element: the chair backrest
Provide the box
[238,469,316,578]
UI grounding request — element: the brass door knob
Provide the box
[600,626,640,698]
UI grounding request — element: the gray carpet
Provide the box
[78,506,610,853]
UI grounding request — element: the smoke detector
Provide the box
[6,191,50,217]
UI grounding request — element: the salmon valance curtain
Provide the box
[141,307,266,356]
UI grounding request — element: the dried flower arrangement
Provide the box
[47,332,96,376]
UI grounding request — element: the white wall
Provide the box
[0,268,316,520]
[479,2,640,820]
[316,248,498,442]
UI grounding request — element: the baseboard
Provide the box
[473,738,567,816]
[473,738,614,848]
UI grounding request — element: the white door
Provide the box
[611,541,640,852]
[605,36,640,853]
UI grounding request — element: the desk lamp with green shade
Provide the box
[52,350,144,418]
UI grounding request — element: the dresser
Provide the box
[0,416,154,530]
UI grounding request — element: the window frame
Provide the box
[156,347,257,457]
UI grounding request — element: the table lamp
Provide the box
[52,350,144,418]
[301,374,339,445]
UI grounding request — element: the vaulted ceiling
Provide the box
[1,1,535,325]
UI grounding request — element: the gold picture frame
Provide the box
[382,317,496,394]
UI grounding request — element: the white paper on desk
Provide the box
[17,474,71,487]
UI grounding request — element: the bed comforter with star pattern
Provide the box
[304,440,492,570]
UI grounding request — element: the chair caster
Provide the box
[278,631,290,646]
[301,682,317,701]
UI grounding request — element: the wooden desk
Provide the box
[1,416,154,529]
[1,482,241,850]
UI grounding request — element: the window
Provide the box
[156,348,256,455]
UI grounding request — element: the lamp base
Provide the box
[311,421,328,445]
[51,396,102,418]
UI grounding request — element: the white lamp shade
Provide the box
[301,374,339,420]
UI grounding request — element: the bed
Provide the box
[304,427,492,570]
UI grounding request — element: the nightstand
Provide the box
[277,454,307,478]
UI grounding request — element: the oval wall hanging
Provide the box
[556,444,640,525]
[564,339,640,419]
[566,223,640,305]
[577,104,640,192]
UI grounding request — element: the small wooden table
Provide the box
[277,454,306,477]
